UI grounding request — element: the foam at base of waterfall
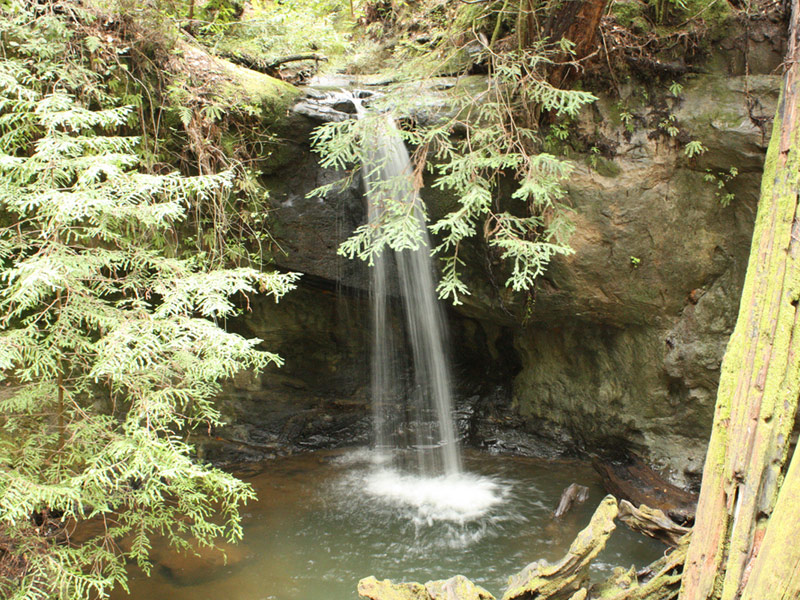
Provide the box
[364,468,505,524]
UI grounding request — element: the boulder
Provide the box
[358,575,494,600]
[426,575,496,600]
[358,577,430,600]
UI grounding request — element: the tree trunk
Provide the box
[543,0,608,87]
[679,2,800,598]
[738,442,800,599]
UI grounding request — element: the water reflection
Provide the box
[113,449,665,600]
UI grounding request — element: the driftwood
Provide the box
[591,566,639,598]
[553,484,590,519]
[426,576,495,600]
[502,495,618,600]
[596,537,690,600]
[357,494,691,600]
[592,457,697,524]
[618,500,690,547]
[358,577,428,600]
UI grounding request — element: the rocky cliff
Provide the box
[212,24,784,490]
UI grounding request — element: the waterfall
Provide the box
[358,106,462,477]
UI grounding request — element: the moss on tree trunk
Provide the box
[678,1,800,598]
[738,441,800,599]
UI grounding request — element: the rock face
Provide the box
[503,74,777,487]
[206,282,373,462]
[217,37,781,487]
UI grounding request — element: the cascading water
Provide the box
[356,102,461,478]
[349,97,503,529]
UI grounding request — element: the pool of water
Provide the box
[113,449,665,600]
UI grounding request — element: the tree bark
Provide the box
[618,500,691,548]
[553,483,590,519]
[219,51,327,75]
[738,443,800,599]
[679,2,800,598]
[543,0,608,87]
[502,496,618,600]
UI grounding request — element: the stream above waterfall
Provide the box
[113,449,664,600]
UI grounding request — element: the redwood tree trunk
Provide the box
[739,442,800,599]
[543,0,607,87]
[679,2,800,599]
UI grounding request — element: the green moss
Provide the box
[683,0,733,34]
[612,0,732,40]
[610,0,640,27]
[593,157,621,178]
[219,61,300,123]
[592,566,638,598]
[357,576,429,600]
[611,0,648,30]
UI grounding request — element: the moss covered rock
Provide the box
[358,577,430,600]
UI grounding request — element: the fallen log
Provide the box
[218,51,328,76]
[553,484,590,519]
[592,457,697,524]
[263,53,329,70]
[502,495,618,600]
[618,500,690,548]
[599,537,689,600]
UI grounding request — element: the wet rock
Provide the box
[358,577,430,600]
[292,100,352,122]
[426,576,495,600]
[358,575,495,600]
[489,77,777,485]
[155,540,249,586]
[214,35,782,486]
[290,87,377,122]
[203,282,373,463]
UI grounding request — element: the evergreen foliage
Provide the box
[0,13,298,599]
[311,49,594,304]
[203,0,355,71]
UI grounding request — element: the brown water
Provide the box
[113,449,665,600]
